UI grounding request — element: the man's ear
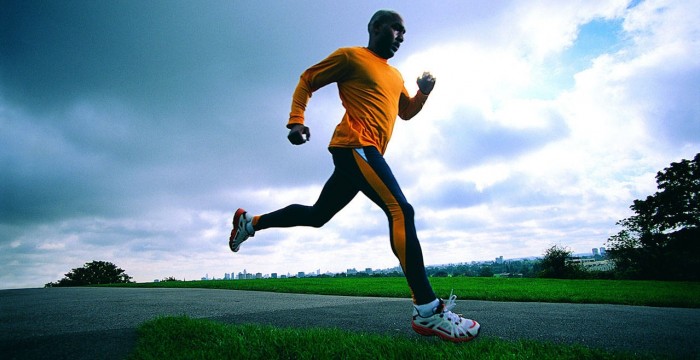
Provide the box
[369,22,382,36]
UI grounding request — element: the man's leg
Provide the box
[333,147,480,342]
[252,168,358,230]
[229,167,357,252]
[332,147,435,305]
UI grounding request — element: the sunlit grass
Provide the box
[129,316,657,360]
[112,276,700,308]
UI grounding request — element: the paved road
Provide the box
[1,287,699,359]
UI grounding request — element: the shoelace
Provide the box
[443,289,457,312]
[441,290,464,325]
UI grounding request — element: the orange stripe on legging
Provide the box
[352,150,407,271]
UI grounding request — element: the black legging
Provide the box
[255,146,436,304]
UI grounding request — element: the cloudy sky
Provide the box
[2,0,698,289]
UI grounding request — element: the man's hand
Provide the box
[417,71,436,95]
[287,124,311,145]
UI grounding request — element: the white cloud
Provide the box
[388,0,699,268]
[36,242,67,251]
[2,1,698,288]
[502,0,629,60]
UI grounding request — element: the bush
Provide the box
[45,260,133,287]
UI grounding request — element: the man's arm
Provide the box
[287,49,350,144]
[398,72,436,120]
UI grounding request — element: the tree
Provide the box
[538,245,584,279]
[606,153,700,280]
[479,266,494,277]
[432,270,449,277]
[45,261,133,287]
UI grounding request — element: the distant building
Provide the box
[568,258,615,272]
[592,248,600,256]
[587,260,614,271]
[271,273,278,279]
[365,268,373,275]
[224,273,231,280]
[298,272,305,278]
[495,256,504,264]
[255,273,262,279]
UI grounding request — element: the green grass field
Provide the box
[115,276,700,308]
[120,277,695,359]
[129,316,660,360]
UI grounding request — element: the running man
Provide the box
[229,10,480,342]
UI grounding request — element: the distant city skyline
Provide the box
[191,247,608,282]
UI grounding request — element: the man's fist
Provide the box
[288,124,311,145]
[417,71,436,95]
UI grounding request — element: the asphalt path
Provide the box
[1,287,699,359]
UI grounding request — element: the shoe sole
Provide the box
[411,321,480,343]
[229,208,247,252]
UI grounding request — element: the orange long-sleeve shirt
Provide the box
[288,47,428,154]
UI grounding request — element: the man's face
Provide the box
[372,15,405,59]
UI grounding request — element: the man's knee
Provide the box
[387,201,414,221]
[396,201,414,220]
[307,211,332,228]
[402,202,415,219]
[308,218,328,228]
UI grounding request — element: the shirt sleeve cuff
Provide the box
[287,116,304,129]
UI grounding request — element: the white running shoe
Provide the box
[229,208,254,252]
[411,291,480,342]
